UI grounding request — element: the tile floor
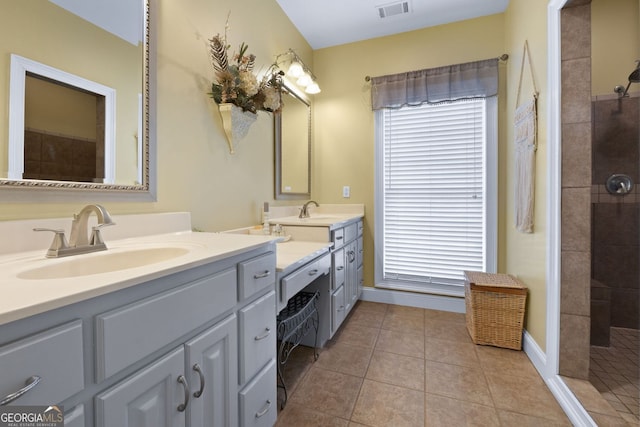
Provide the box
[589,327,640,425]
[275,300,573,426]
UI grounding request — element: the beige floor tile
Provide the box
[344,307,385,328]
[365,350,425,391]
[289,366,363,419]
[424,337,479,368]
[425,360,493,406]
[424,308,466,324]
[333,322,380,349]
[424,318,473,343]
[375,328,425,358]
[386,304,425,319]
[588,411,634,427]
[486,371,569,422]
[497,410,572,426]
[315,341,373,377]
[351,379,424,427]
[562,376,621,417]
[276,403,350,426]
[425,393,500,426]
[381,311,425,333]
[475,344,540,379]
[352,300,389,314]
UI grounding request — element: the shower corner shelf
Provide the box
[276,290,320,409]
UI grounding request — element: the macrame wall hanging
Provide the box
[514,40,539,233]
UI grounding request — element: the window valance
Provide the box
[370,58,498,110]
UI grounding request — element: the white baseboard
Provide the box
[360,287,465,313]
[522,331,596,427]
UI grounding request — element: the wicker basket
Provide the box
[464,271,527,350]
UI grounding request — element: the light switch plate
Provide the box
[342,186,350,198]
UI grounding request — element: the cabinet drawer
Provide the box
[344,222,358,243]
[238,291,276,384]
[96,268,236,381]
[280,253,330,305]
[357,236,363,267]
[357,220,364,237]
[331,286,346,334]
[239,359,277,427]
[0,320,84,405]
[332,248,345,290]
[331,227,345,248]
[238,252,276,300]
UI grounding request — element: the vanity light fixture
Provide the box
[276,49,321,95]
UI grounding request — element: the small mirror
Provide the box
[275,85,311,200]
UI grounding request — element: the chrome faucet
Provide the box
[299,200,319,218]
[34,204,115,258]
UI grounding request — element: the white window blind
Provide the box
[377,98,494,294]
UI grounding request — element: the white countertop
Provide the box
[0,231,276,326]
[275,241,333,275]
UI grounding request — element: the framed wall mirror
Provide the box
[275,85,311,200]
[0,0,155,201]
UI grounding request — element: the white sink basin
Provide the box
[17,247,191,280]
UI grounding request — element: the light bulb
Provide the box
[287,62,303,78]
[305,82,321,94]
[296,73,312,87]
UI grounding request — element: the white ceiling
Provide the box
[276,0,510,49]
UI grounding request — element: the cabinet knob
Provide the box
[177,375,190,412]
[192,363,205,398]
[0,375,41,406]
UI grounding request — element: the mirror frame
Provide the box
[274,84,311,200]
[0,0,156,202]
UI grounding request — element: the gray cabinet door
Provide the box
[185,315,238,427]
[96,347,186,427]
[345,240,358,312]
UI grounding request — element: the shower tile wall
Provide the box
[591,96,640,336]
[560,1,593,380]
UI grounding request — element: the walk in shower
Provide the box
[589,89,639,423]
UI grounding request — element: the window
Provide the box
[374,97,497,297]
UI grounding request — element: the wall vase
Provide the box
[218,103,257,154]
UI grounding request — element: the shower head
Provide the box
[619,60,640,97]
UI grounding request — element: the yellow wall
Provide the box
[0,0,310,230]
[501,0,549,350]
[592,0,639,96]
[312,13,507,299]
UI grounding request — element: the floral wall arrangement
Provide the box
[209,22,282,114]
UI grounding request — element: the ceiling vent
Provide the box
[377,1,410,18]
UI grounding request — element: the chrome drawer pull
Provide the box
[177,375,190,412]
[253,270,271,279]
[192,364,205,398]
[336,236,343,240]
[0,375,41,406]
[254,328,271,341]
[308,269,318,276]
[336,266,344,271]
[255,399,272,418]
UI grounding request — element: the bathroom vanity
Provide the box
[0,213,278,427]
[269,205,364,338]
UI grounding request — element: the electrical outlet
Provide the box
[342,186,350,198]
